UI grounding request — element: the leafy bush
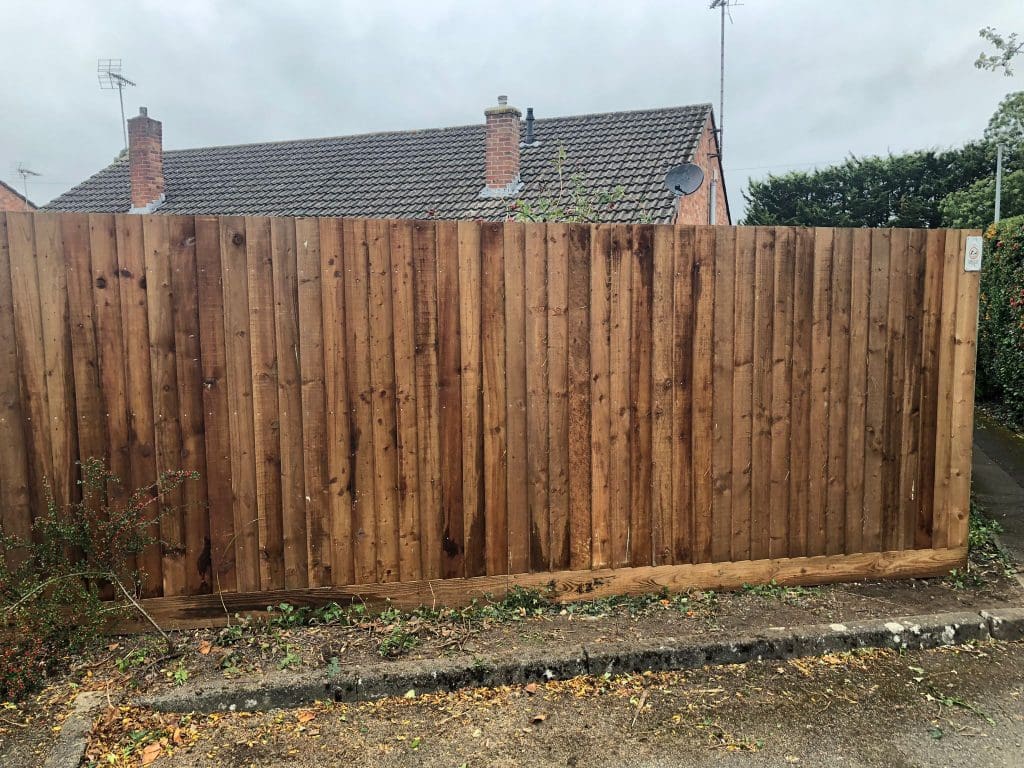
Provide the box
[0,458,197,699]
[939,169,1024,228]
[0,615,48,701]
[977,217,1024,427]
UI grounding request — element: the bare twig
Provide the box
[111,575,176,653]
[630,689,649,729]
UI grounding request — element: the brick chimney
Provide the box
[128,107,164,213]
[482,95,522,197]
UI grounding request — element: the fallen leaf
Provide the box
[296,710,316,724]
[107,643,120,652]
[531,713,547,724]
[403,689,416,699]
[198,641,213,656]
[141,742,162,765]
[524,683,539,695]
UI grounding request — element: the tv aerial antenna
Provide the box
[15,164,41,201]
[97,59,137,151]
[709,1,740,160]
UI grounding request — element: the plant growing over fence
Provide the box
[977,216,1024,428]
[0,458,197,700]
[510,145,627,223]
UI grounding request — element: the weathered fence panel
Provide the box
[0,212,980,625]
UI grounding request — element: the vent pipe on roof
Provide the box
[524,107,535,145]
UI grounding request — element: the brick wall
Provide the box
[0,184,35,212]
[676,117,730,225]
[128,107,164,210]
[484,99,521,190]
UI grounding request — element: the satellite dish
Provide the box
[664,163,704,196]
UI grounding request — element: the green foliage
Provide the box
[0,458,197,700]
[984,92,1024,150]
[976,27,1023,77]
[511,145,626,223]
[977,217,1024,426]
[939,170,1024,228]
[740,580,821,601]
[0,616,48,701]
[377,625,419,658]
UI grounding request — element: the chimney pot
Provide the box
[497,95,508,106]
[139,106,148,117]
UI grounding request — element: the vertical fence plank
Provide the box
[304,218,339,586]
[169,216,212,594]
[651,226,675,565]
[436,220,465,579]
[342,219,378,583]
[317,218,351,586]
[917,230,946,549]
[691,227,715,564]
[567,224,592,571]
[862,229,891,551]
[710,228,734,563]
[116,215,163,595]
[270,217,308,588]
[672,226,695,563]
[826,228,853,556]
[457,221,484,577]
[807,228,833,557]
[0,215,32,548]
[547,224,570,570]
[503,222,529,574]
[390,220,422,581]
[526,224,550,571]
[844,228,871,555]
[931,231,961,550]
[480,222,507,575]
[730,227,755,561]
[609,224,632,567]
[788,227,814,557]
[143,215,187,596]
[218,216,260,592]
[769,227,794,558]
[750,227,775,561]
[589,226,611,569]
[882,229,909,551]
[367,219,400,582]
[413,222,442,578]
[245,217,284,591]
[194,217,235,591]
[899,229,927,550]
[629,225,655,566]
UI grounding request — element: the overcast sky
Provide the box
[1,0,1020,218]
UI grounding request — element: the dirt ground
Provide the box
[86,640,1024,767]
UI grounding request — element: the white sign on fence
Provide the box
[964,235,983,272]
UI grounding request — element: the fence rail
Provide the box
[0,213,980,624]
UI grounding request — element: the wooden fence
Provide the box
[0,213,979,625]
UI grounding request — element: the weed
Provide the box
[378,626,419,658]
[116,649,149,673]
[741,580,821,603]
[326,656,341,678]
[277,646,302,670]
[170,662,189,686]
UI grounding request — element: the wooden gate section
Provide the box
[0,213,980,626]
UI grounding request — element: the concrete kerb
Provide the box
[42,690,115,768]
[137,606,1024,714]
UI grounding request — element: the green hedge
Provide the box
[978,216,1024,427]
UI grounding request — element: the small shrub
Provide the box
[978,218,1024,428]
[0,616,48,701]
[377,626,419,658]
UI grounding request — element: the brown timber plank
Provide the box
[844,228,872,556]
[916,230,946,549]
[525,223,550,571]
[168,216,212,595]
[710,227,735,563]
[503,222,529,574]
[413,222,442,579]
[342,219,378,584]
[457,221,484,577]
[827,228,853,556]
[270,218,308,588]
[807,228,833,557]
[629,226,655,566]
[547,224,570,570]
[316,218,351,586]
[882,229,909,551]
[948,230,980,549]
[672,226,695,563]
[589,226,611,569]
[730,227,755,561]
[862,229,891,552]
[788,227,814,557]
[480,222,507,575]
[768,227,794,559]
[117,215,162,595]
[436,221,465,579]
[567,224,592,571]
[899,229,927,550]
[296,219,327,585]
[750,227,775,561]
[931,231,961,550]
[142,215,188,596]
[609,224,632,567]
[691,227,715,564]
[139,548,969,630]
[0,215,32,549]
[651,225,675,565]
[194,217,236,591]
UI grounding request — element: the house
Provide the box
[45,97,730,225]
[0,180,36,213]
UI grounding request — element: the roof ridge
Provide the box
[159,103,713,156]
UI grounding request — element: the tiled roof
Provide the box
[45,104,713,224]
